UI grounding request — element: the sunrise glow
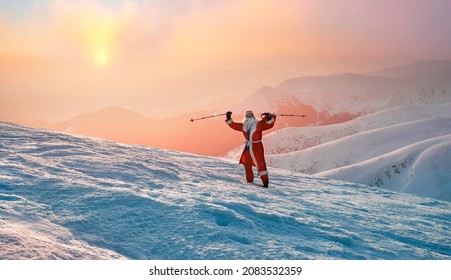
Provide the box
[95,50,108,66]
[1,0,451,144]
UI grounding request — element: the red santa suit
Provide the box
[226,113,276,186]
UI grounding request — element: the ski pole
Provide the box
[274,113,307,118]
[190,113,227,122]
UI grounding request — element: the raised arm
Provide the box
[258,113,276,131]
[225,111,243,131]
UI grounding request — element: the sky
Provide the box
[1,0,451,121]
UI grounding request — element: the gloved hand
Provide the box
[226,111,232,120]
[261,112,272,121]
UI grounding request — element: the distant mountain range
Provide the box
[234,66,451,120]
[364,59,451,77]
[2,60,451,157]
[51,107,241,156]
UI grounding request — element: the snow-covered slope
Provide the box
[1,122,450,260]
[263,113,451,201]
[317,135,451,201]
[225,103,451,158]
[266,116,451,173]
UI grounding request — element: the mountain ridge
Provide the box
[3,60,451,156]
[365,59,451,77]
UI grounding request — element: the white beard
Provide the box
[243,117,258,133]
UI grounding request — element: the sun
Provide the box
[94,51,108,66]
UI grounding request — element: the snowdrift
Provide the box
[1,122,450,260]
[317,135,451,201]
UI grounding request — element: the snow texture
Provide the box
[317,135,451,201]
[267,116,451,173]
[1,122,450,260]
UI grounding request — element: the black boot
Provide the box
[262,181,269,188]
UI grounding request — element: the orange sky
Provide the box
[1,0,451,122]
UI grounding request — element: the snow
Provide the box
[225,103,451,202]
[317,135,451,201]
[266,116,451,174]
[275,71,451,114]
[264,103,451,154]
[225,103,451,158]
[1,122,450,260]
[229,70,451,121]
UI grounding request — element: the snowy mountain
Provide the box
[267,116,451,173]
[229,66,451,126]
[4,60,450,160]
[257,103,451,202]
[317,135,451,201]
[50,107,243,156]
[365,60,451,77]
[52,106,155,140]
[1,122,450,260]
[226,103,451,156]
